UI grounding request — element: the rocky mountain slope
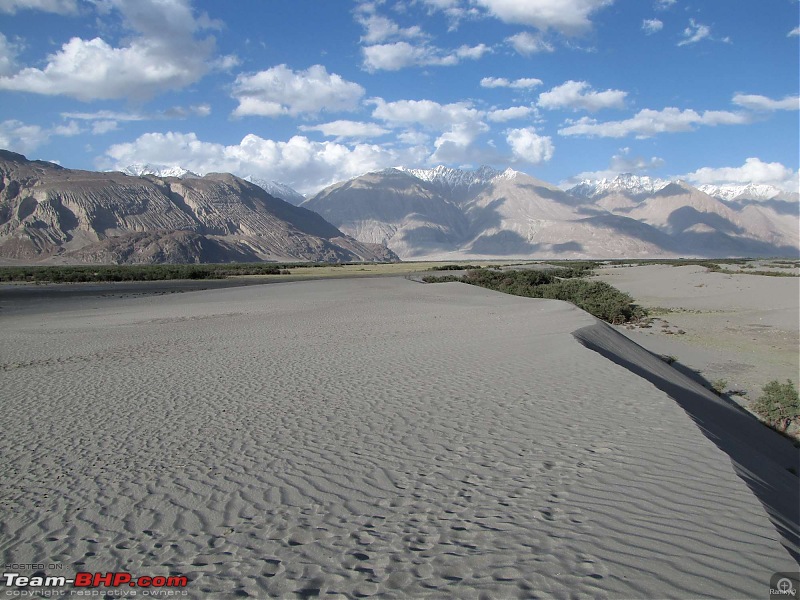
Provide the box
[0,151,395,264]
[305,167,798,259]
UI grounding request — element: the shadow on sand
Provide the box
[573,322,800,565]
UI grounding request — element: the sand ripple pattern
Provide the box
[1,278,795,598]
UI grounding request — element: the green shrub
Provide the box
[432,268,645,324]
[752,380,800,432]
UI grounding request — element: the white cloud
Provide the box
[559,106,750,138]
[0,118,82,154]
[62,104,213,122]
[642,19,663,34]
[474,0,613,34]
[0,0,216,100]
[231,64,365,118]
[371,97,490,164]
[371,98,485,132]
[100,131,424,195]
[684,157,798,191]
[563,150,665,185]
[488,106,535,122]
[677,19,711,46]
[362,40,489,71]
[92,121,119,135]
[506,32,554,55]
[789,27,800,37]
[0,33,19,76]
[0,0,77,14]
[732,93,800,111]
[480,76,542,89]
[299,120,390,139]
[357,13,425,44]
[655,0,676,9]
[506,127,554,164]
[538,80,627,112]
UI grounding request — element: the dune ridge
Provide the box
[1,278,796,598]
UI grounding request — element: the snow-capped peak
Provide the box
[242,176,305,205]
[567,173,672,199]
[396,164,509,191]
[120,163,199,179]
[696,183,786,202]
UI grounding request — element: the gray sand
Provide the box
[1,277,797,598]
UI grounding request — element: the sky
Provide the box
[0,0,798,196]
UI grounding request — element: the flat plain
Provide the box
[1,275,797,598]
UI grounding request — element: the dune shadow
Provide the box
[573,322,800,565]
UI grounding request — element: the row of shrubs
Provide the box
[424,267,645,324]
[0,263,297,283]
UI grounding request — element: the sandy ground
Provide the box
[593,264,800,406]
[1,277,798,599]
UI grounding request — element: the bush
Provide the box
[752,380,800,432]
[448,269,645,324]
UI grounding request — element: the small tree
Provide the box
[752,380,800,432]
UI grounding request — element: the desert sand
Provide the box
[593,264,800,405]
[1,276,798,598]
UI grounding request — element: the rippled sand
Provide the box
[1,277,796,598]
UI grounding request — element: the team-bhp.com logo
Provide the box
[771,572,799,599]
[4,571,187,591]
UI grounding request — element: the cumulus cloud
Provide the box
[370,97,490,164]
[0,0,217,101]
[298,120,390,139]
[789,27,800,37]
[362,40,490,71]
[506,32,554,55]
[474,0,614,34]
[677,19,711,46]
[506,127,554,164]
[231,65,365,118]
[92,120,119,135]
[101,131,424,195]
[480,76,542,89]
[566,147,665,183]
[732,93,800,111]
[487,106,535,122]
[355,4,425,44]
[0,118,82,154]
[684,157,798,191]
[559,106,750,138]
[655,0,676,9]
[0,0,77,13]
[642,19,663,34]
[538,80,627,112]
[0,33,19,76]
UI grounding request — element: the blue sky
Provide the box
[0,0,797,195]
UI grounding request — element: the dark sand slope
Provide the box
[1,278,797,598]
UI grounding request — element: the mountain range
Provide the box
[0,151,796,264]
[0,151,395,264]
[302,168,798,260]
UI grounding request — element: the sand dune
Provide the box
[1,278,797,598]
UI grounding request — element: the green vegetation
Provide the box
[425,267,645,324]
[752,380,800,433]
[427,264,484,271]
[710,379,728,396]
[0,263,298,283]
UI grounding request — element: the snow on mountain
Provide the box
[120,163,199,179]
[567,174,671,200]
[117,165,305,205]
[242,176,305,206]
[396,165,517,201]
[697,183,787,202]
